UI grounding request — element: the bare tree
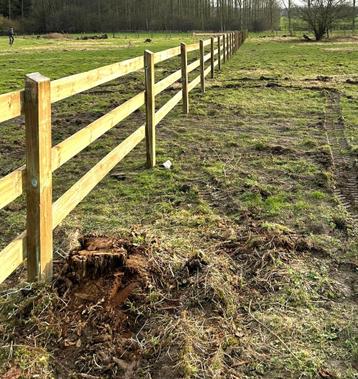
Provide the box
[301,0,348,40]
[281,0,294,35]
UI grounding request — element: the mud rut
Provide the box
[324,91,358,223]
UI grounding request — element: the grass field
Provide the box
[0,33,357,378]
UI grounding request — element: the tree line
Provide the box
[1,0,281,33]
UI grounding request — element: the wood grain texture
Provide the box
[52,91,145,170]
[154,46,181,64]
[188,59,200,73]
[155,90,183,125]
[0,90,24,123]
[25,73,53,281]
[181,43,189,114]
[51,56,144,103]
[211,38,215,79]
[0,232,26,284]
[53,125,145,229]
[0,166,26,210]
[200,40,205,94]
[144,51,156,168]
[154,69,182,96]
[188,74,201,92]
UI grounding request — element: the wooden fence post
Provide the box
[229,33,231,58]
[200,40,205,93]
[217,36,221,71]
[223,34,226,64]
[25,73,53,282]
[210,37,215,79]
[144,50,156,168]
[181,43,189,114]
[226,33,229,61]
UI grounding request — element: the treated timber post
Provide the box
[144,50,156,168]
[181,43,189,114]
[25,73,53,282]
[230,33,232,57]
[223,34,226,64]
[210,37,215,79]
[218,36,221,71]
[200,40,205,93]
[228,33,230,56]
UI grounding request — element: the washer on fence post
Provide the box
[200,40,205,93]
[181,43,189,114]
[210,37,215,79]
[24,73,53,282]
[144,50,156,168]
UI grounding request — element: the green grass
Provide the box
[0,32,197,93]
[0,33,357,378]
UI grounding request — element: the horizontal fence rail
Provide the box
[0,31,247,284]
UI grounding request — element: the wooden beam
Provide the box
[218,36,221,71]
[144,50,156,168]
[187,43,200,53]
[200,40,205,94]
[154,46,181,64]
[188,75,201,92]
[24,73,53,282]
[204,52,211,63]
[155,91,183,126]
[188,59,200,73]
[210,37,215,79]
[181,43,189,114]
[52,91,145,171]
[0,166,26,210]
[223,35,226,64]
[0,90,24,123]
[0,232,26,284]
[51,56,144,103]
[154,69,182,96]
[53,125,145,229]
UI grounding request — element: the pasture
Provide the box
[0,32,357,378]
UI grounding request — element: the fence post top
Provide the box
[180,42,186,47]
[26,72,50,83]
[144,50,154,55]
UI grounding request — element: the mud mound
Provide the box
[52,236,151,377]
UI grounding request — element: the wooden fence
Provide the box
[0,31,247,284]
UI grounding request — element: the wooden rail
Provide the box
[0,31,247,284]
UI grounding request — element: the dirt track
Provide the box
[324,90,358,222]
